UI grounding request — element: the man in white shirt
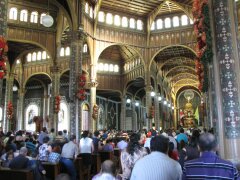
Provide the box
[117,137,128,150]
[131,135,182,180]
[61,135,79,180]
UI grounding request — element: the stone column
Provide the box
[17,89,25,130]
[0,0,8,107]
[132,102,137,131]
[145,85,153,130]
[211,0,240,162]
[3,76,14,131]
[155,96,160,130]
[120,96,126,130]
[89,81,98,132]
[69,31,85,139]
[50,66,60,132]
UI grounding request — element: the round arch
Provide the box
[23,73,52,88]
[149,45,196,71]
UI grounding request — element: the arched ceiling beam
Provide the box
[170,72,197,82]
[172,78,198,88]
[94,0,103,36]
[169,0,193,19]
[164,66,196,77]
[159,57,195,69]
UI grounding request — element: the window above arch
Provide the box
[106,13,113,24]
[30,11,38,23]
[32,52,37,61]
[114,15,121,26]
[164,17,171,28]
[156,19,163,29]
[173,16,179,27]
[37,51,42,60]
[89,7,93,18]
[20,9,28,22]
[65,47,70,56]
[85,3,89,14]
[40,13,47,24]
[122,17,128,27]
[98,11,105,22]
[181,15,188,26]
[129,18,135,29]
[137,20,143,30]
[83,44,88,53]
[60,47,65,57]
[9,7,18,20]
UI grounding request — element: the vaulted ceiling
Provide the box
[100,0,193,16]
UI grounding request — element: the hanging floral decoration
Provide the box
[0,36,8,79]
[148,106,155,119]
[54,95,61,113]
[192,0,213,92]
[7,101,13,120]
[92,104,99,120]
[77,74,86,101]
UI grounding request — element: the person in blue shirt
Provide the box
[176,128,188,144]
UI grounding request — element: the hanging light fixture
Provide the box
[12,84,18,92]
[42,0,54,27]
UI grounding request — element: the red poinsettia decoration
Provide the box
[54,95,61,113]
[7,101,13,120]
[192,0,212,92]
[0,36,8,79]
[77,74,86,101]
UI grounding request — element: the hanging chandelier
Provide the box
[42,0,54,27]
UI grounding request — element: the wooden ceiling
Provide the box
[100,0,193,16]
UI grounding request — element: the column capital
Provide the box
[88,81,98,88]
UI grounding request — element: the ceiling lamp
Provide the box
[42,0,54,27]
[13,85,18,92]
[42,14,54,27]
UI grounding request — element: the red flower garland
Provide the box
[54,95,61,113]
[192,0,212,92]
[7,101,13,120]
[0,36,8,79]
[77,74,86,100]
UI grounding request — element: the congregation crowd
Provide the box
[0,126,239,180]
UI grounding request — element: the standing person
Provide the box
[61,135,79,180]
[38,127,48,145]
[130,135,182,180]
[79,131,94,170]
[120,133,148,180]
[176,128,188,144]
[49,128,56,143]
[183,133,239,179]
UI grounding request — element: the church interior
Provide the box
[0,0,240,163]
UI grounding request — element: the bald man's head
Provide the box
[198,133,217,152]
[101,160,116,175]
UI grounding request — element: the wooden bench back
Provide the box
[42,162,60,180]
[0,168,33,180]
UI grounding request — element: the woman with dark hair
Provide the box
[119,133,147,180]
[186,129,200,161]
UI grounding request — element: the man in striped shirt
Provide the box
[183,133,239,180]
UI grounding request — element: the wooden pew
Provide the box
[98,151,114,163]
[0,168,33,180]
[42,162,60,180]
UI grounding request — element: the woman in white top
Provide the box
[79,130,94,166]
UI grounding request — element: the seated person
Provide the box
[9,147,29,169]
[102,139,114,151]
[48,144,61,163]
[38,136,52,161]
[1,149,14,167]
[92,160,116,180]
